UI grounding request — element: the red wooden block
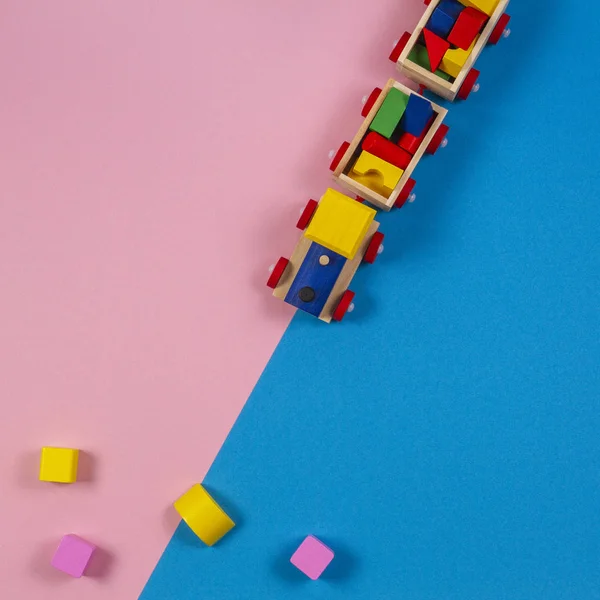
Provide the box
[423,28,450,73]
[398,115,435,155]
[398,131,420,155]
[362,131,412,170]
[447,7,488,50]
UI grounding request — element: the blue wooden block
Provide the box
[400,94,434,138]
[285,242,346,317]
[438,0,464,20]
[428,7,457,39]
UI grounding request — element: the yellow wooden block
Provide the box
[304,188,376,260]
[39,447,79,483]
[460,0,501,17]
[348,151,404,200]
[440,36,479,78]
[174,484,235,546]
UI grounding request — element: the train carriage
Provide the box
[390,0,511,101]
[329,79,448,211]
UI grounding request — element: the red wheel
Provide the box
[363,232,384,264]
[395,178,416,209]
[389,31,411,63]
[424,0,431,5]
[332,290,355,322]
[458,68,480,101]
[329,141,350,172]
[267,257,289,289]
[488,13,511,45]
[361,87,382,117]
[426,124,449,155]
[296,199,318,230]
[356,196,365,203]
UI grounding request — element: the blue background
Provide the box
[141,2,600,598]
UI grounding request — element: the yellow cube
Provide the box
[440,36,479,78]
[304,188,376,260]
[39,447,79,483]
[174,484,235,546]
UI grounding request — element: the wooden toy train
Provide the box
[267,0,511,323]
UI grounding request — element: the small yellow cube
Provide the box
[304,188,376,260]
[39,447,79,483]
[174,484,235,546]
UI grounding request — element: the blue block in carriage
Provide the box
[400,94,435,138]
[437,0,465,20]
[428,7,457,39]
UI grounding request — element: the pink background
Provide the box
[0,1,421,597]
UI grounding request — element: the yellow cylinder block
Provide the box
[174,484,235,546]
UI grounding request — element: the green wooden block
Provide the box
[408,44,452,81]
[369,87,410,139]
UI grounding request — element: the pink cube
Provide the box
[290,535,334,580]
[51,534,96,578]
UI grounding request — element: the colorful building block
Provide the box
[397,114,435,155]
[440,35,479,78]
[427,6,458,39]
[408,45,452,81]
[39,447,79,483]
[423,28,450,73]
[447,6,488,50]
[397,131,421,155]
[460,0,501,17]
[438,0,465,20]
[51,535,95,578]
[362,131,412,170]
[174,484,235,546]
[369,87,410,139]
[290,535,334,580]
[400,94,434,138]
[305,188,376,259]
[349,151,404,200]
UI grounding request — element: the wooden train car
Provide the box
[390,0,511,101]
[329,79,448,211]
[267,189,384,323]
